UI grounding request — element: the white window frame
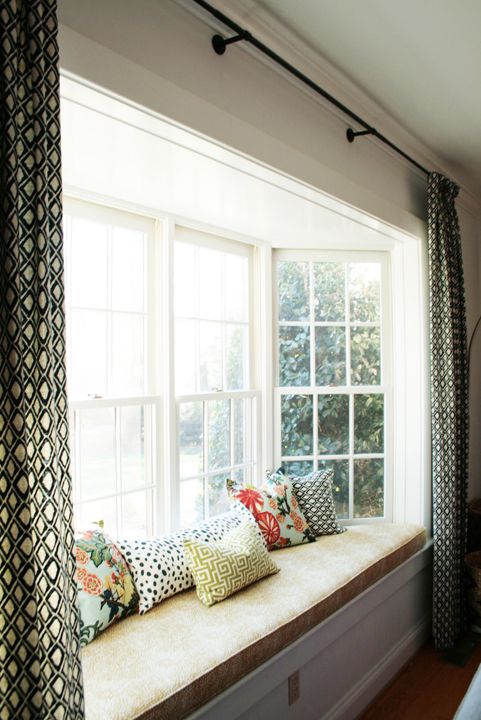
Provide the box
[171,225,261,530]
[273,249,392,523]
[65,203,263,536]
[64,198,160,537]
[68,396,159,537]
[63,196,428,535]
[61,74,430,529]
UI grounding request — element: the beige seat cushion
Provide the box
[81,523,426,720]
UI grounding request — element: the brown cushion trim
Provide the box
[135,528,426,720]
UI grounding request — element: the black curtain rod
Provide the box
[191,0,430,178]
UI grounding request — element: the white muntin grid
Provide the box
[273,250,391,523]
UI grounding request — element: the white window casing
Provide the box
[61,79,428,536]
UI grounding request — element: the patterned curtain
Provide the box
[0,1,84,717]
[429,172,469,650]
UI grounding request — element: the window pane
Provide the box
[112,227,145,312]
[233,399,245,466]
[175,242,197,318]
[199,321,222,392]
[278,326,310,387]
[70,218,108,308]
[76,498,117,537]
[318,460,349,519]
[318,394,349,454]
[180,478,204,528]
[208,473,230,517]
[281,394,313,456]
[351,327,381,385]
[349,263,380,322]
[225,323,248,390]
[179,402,204,478]
[120,406,146,491]
[230,467,248,485]
[282,460,313,477]
[315,326,346,386]
[278,261,309,321]
[79,408,116,500]
[208,400,230,470]
[111,314,145,396]
[69,309,108,398]
[276,251,387,525]
[224,254,248,322]
[175,319,197,393]
[121,491,150,537]
[199,247,222,320]
[354,394,384,453]
[354,459,384,518]
[314,262,345,321]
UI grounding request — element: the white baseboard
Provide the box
[325,615,431,720]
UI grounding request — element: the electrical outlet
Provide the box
[288,670,300,705]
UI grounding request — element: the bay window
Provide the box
[64,201,397,538]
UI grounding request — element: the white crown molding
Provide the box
[175,0,481,212]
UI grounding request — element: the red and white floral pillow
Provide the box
[226,477,315,550]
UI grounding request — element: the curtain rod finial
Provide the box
[212,34,226,55]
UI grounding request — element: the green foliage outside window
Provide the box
[278,258,385,519]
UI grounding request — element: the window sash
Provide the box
[69,395,159,537]
[172,227,258,527]
[273,250,391,522]
[63,198,156,400]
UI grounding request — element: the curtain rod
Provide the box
[191,0,430,178]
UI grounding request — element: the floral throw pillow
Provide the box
[285,469,347,536]
[226,477,315,550]
[75,530,139,646]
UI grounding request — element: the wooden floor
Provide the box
[360,637,481,720]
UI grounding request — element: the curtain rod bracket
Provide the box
[212,31,250,55]
[346,128,375,143]
[195,0,429,176]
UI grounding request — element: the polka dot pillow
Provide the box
[116,503,261,614]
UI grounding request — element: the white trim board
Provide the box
[59,73,425,249]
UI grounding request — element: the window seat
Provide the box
[81,523,426,720]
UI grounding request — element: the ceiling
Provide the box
[252,0,481,199]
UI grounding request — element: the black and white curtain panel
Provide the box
[429,172,469,650]
[0,1,84,717]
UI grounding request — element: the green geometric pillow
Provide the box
[182,518,279,607]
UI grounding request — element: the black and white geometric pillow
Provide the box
[116,502,260,614]
[289,470,346,536]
